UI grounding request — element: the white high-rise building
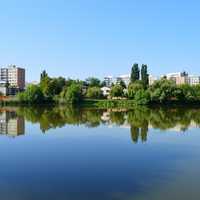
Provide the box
[116,74,130,86]
[187,75,200,85]
[0,65,25,90]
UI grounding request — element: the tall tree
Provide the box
[141,64,149,88]
[40,70,48,82]
[131,63,140,83]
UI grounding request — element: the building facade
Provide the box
[166,72,188,85]
[149,75,158,85]
[187,75,200,85]
[116,74,130,87]
[0,65,25,90]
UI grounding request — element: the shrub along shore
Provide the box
[2,64,200,108]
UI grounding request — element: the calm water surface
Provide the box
[0,106,200,200]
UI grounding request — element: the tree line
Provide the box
[17,64,200,105]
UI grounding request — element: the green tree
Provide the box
[119,80,126,89]
[86,87,102,99]
[179,84,198,102]
[131,63,140,83]
[134,89,150,105]
[149,79,177,103]
[86,77,101,87]
[64,83,82,104]
[18,85,45,103]
[128,82,144,99]
[141,64,149,88]
[40,70,48,81]
[110,85,124,98]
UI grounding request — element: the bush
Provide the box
[128,82,144,99]
[149,79,177,103]
[86,87,102,99]
[64,83,82,104]
[17,85,45,104]
[134,90,150,105]
[110,85,124,97]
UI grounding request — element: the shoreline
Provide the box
[1,98,200,109]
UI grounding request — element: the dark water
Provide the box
[0,106,200,200]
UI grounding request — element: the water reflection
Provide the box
[0,106,192,140]
[0,109,25,137]
[0,106,199,140]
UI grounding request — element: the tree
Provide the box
[86,77,101,87]
[149,79,177,103]
[128,82,144,99]
[86,87,102,99]
[131,63,140,83]
[110,85,124,97]
[141,64,149,88]
[64,83,82,104]
[40,70,48,82]
[134,89,150,105]
[179,84,198,102]
[119,80,126,89]
[18,85,45,103]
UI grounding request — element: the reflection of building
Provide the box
[101,87,111,96]
[0,111,25,137]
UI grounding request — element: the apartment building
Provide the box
[104,76,115,87]
[116,74,130,86]
[187,75,200,85]
[149,75,158,85]
[166,72,188,85]
[104,74,130,87]
[0,65,25,90]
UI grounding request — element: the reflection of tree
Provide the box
[130,126,139,143]
[110,111,126,125]
[13,106,200,141]
[141,121,148,142]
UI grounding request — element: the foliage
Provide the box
[86,77,101,87]
[141,64,149,88]
[62,83,82,104]
[149,79,177,103]
[128,82,144,99]
[40,70,48,81]
[134,89,150,105]
[86,87,102,99]
[118,80,127,89]
[17,85,45,103]
[110,84,124,97]
[131,63,140,83]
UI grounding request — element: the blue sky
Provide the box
[0,0,199,81]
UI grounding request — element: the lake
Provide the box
[0,106,200,200]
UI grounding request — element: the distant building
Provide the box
[101,87,111,96]
[187,75,200,85]
[166,72,188,85]
[104,76,114,87]
[104,74,130,87]
[0,65,25,90]
[149,75,158,85]
[116,74,130,87]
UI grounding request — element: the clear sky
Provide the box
[0,0,199,81]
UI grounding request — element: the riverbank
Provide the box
[2,97,200,109]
